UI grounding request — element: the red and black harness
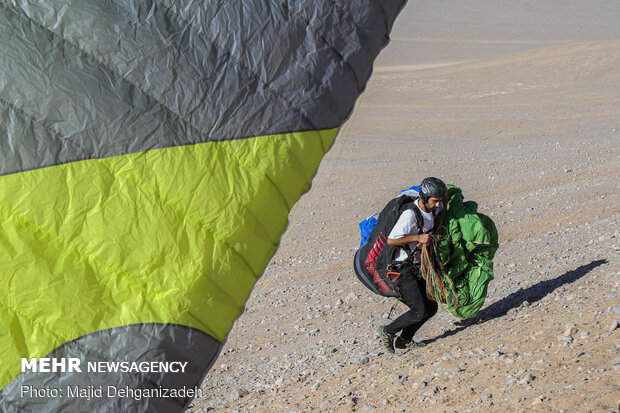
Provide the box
[353,195,425,297]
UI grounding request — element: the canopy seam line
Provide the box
[0,97,90,158]
[151,0,321,132]
[2,1,206,140]
[272,0,362,89]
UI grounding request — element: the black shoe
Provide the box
[379,326,395,354]
[394,338,426,350]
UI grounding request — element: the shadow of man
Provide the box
[427,259,608,343]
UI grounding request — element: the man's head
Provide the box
[419,177,447,212]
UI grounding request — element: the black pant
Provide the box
[385,270,438,342]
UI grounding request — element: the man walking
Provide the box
[379,177,447,353]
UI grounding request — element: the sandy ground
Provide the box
[189,2,620,412]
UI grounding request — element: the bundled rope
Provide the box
[420,235,459,311]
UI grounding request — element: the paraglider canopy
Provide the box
[0,1,407,411]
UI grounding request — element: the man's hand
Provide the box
[417,233,431,244]
[388,233,431,246]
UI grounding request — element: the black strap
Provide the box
[403,199,427,261]
[411,201,424,234]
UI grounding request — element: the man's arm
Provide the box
[387,233,431,246]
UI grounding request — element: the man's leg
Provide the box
[383,273,427,337]
[398,277,438,343]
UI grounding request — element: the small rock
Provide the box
[505,378,518,387]
[356,356,370,366]
[361,406,376,411]
[335,299,344,306]
[229,388,249,401]
[345,292,357,301]
[564,323,578,336]
[564,326,578,336]
[519,374,535,385]
[345,397,358,406]
[478,393,492,403]
[412,381,425,390]
[522,300,530,307]
[610,320,619,332]
[576,352,593,359]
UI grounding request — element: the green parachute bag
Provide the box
[436,186,499,318]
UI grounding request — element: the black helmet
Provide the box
[419,177,447,202]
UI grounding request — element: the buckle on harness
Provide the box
[386,271,401,282]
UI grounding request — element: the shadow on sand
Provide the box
[426,259,608,343]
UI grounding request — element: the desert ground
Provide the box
[189,1,619,412]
